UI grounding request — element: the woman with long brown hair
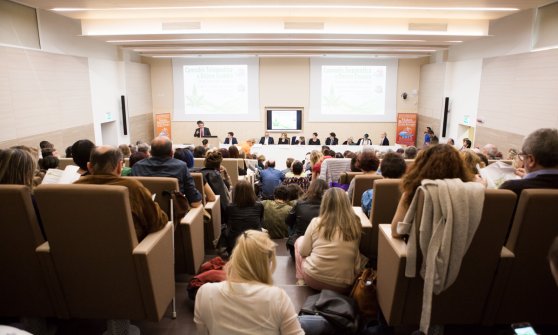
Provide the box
[391,144,474,238]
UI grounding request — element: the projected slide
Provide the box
[321,65,386,115]
[184,65,248,115]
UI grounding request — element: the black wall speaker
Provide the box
[121,95,128,135]
[442,97,449,137]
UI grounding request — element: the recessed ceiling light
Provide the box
[52,5,519,12]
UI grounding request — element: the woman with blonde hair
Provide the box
[195,230,304,335]
[278,132,290,145]
[391,144,475,238]
[309,150,324,180]
[295,187,362,293]
[0,148,37,189]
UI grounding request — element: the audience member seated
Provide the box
[286,179,328,258]
[477,152,489,167]
[461,149,485,175]
[460,138,472,151]
[430,135,440,145]
[174,147,195,169]
[65,145,73,158]
[228,145,248,176]
[71,139,95,176]
[361,152,406,217]
[137,142,150,157]
[75,146,168,241]
[309,150,326,180]
[223,131,238,145]
[131,136,202,208]
[201,150,231,214]
[224,180,264,254]
[482,143,502,160]
[129,151,147,169]
[202,139,210,150]
[308,132,321,145]
[283,161,310,192]
[257,155,266,170]
[347,149,380,201]
[261,186,292,239]
[357,133,372,145]
[404,146,418,159]
[259,160,285,200]
[194,230,304,335]
[0,147,46,237]
[38,155,59,172]
[240,138,257,155]
[118,144,131,158]
[424,126,434,146]
[500,128,558,196]
[379,132,390,146]
[447,138,455,146]
[325,132,338,145]
[193,145,207,158]
[343,137,356,145]
[294,188,362,293]
[286,184,304,204]
[259,131,275,145]
[282,157,294,175]
[278,132,290,145]
[390,144,475,238]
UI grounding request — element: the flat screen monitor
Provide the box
[266,108,302,131]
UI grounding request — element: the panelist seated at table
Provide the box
[308,133,321,145]
[292,136,306,145]
[194,120,212,138]
[278,133,290,145]
[325,132,338,146]
[379,132,390,146]
[357,134,372,145]
[343,137,356,145]
[223,132,238,145]
[259,131,275,145]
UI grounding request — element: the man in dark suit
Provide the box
[500,128,558,197]
[193,120,212,138]
[223,131,238,145]
[325,132,338,146]
[357,133,372,145]
[379,132,390,146]
[259,131,275,145]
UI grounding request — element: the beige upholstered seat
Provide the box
[0,185,65,319]
[486,189,558,325]
[376,189,516,327]
[363,178,403,260]
[221,159,240,187]
[128,176,206,274]
[351,174,383,206]
[339,171,362,185]
[190,172,222,250]
[193,158,204,168]
[56,158,75,170]
[34,184,175,323]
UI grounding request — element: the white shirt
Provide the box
[194,281,304,335]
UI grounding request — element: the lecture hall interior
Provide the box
[1,0,558,334]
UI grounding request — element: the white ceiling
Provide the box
[17,0,555,58]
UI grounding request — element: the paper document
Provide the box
[479,161,520,189]
[41,165,81,184]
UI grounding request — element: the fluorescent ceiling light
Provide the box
[53,5,518,12]
[106,38,428,43]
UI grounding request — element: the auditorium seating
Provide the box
[339,171,362,185]
[129,176,207,274]
[351,174,383,206]
[366,178,403,260]
[0,185,65,319]
[376,188,517,327]
[191,172,222,250]
[34,184,176,331]
[486,189,558,325]
[56,158,75,170]
[221,158,240,187]
[319,158,351,184]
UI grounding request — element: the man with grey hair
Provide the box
[74,146,168,241]
[482,143,502,160]
[500,128,558,196]
[132,136,202,208]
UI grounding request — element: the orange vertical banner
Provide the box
[396,113,417,146]
[155,113,172,139]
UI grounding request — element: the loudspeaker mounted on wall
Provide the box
[121,95,128,135]
[442,97,449,137]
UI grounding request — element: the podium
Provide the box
[193,136,220,148]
